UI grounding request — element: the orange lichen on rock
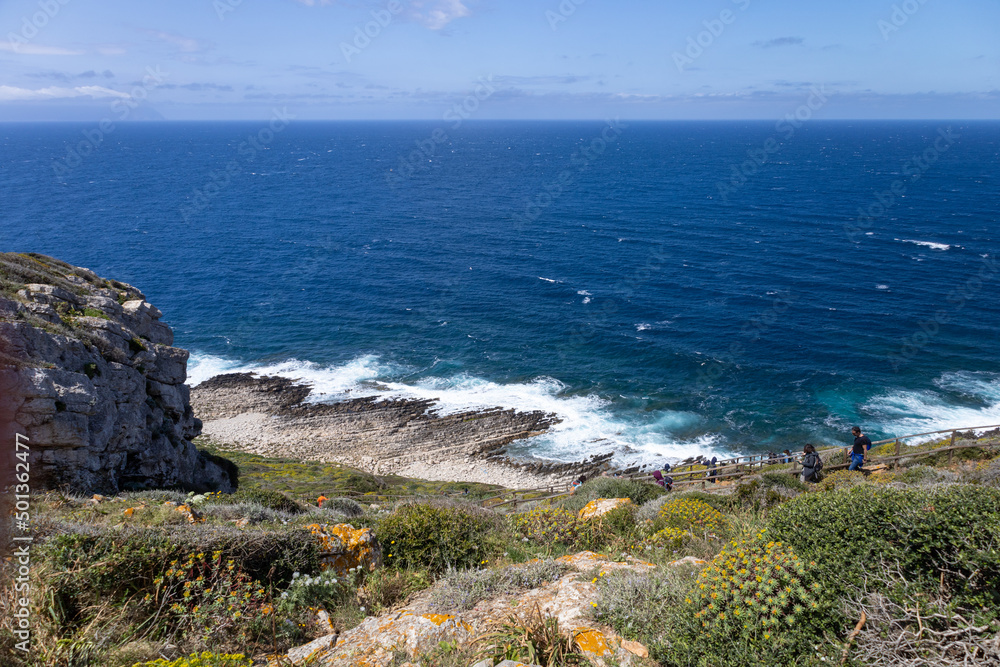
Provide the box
[574,628,612,656]
[419,614,454,626]
[174,504,205,523]
[577,498,634,521]
[307,523,383,576]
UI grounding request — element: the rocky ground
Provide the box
[281,551,667,667]
[192,373,611,490]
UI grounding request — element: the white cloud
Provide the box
[408,0,471,29]
[144,30,202,53]
[291,0,470,29]
[0,43,84,56]
[0,85,130,102]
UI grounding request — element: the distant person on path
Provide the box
[652,469,666,488]
[662,462,672,474]
[706,457,718,483]
[800,444,822,483]
[317,495,328,508]
[849,426,872,471]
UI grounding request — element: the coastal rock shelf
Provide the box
[0,253,235,494]
[191,373,587,488]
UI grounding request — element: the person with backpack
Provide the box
[849,426,872,471]
[800,444,823,483]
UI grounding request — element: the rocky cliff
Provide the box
[0,253,235,494]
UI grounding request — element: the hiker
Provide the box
[800,444,823,483]
[783,449,793,464]
[661,461,672,474]
[706,457,718,483]
[663,473,674,491]
[570,474,587,493]
[652,469,667,487]
[317,494,328,508]
[850,426,872,471]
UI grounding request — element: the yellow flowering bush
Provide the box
[148,551,271,646]
[131,652,252,667]
[668,538,828,665]
[656,497,728,537]
[644,526,691,551]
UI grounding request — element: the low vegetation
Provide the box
[2,434,998,666]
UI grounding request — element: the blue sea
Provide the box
[2,120,999,465]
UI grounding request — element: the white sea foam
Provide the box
[636,323,651,332]
[862,372,1000,442]
[897,239,951,251]
[876,284,889,290]
[187,352,730,465]
[538,277,559,283]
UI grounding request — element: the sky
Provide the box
[0,0,997,121]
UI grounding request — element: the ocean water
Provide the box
[2,120,999,465]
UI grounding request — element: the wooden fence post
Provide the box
[894,439,901,469]
[949,430,956,465]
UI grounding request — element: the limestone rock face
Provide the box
[577,497,634,521]
[0,253,235,494]
[281,551,658,667]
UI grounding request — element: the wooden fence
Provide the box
[482,423,1000,509]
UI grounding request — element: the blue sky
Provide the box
[0,0,997,120]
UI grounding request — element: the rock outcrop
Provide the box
[306,523,383,575]
[0,253,235,494]
[191,373,617,488]
[578,497,634,521]
[281,551,660,667]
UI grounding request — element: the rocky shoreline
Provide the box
[192,373,613,489]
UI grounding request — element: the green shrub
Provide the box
[508,506,586,546]
[558,477,665,513]
[145,551,274,650]
[41,523,321,608]
[430,560,569,610]
[767,485,1000,611]
[591,565,695,661]
[277,569,356,615]
[359,568,432,616]
[732,473,805,509]
[816,469,868,491]
[377,502,504,573]
[964,457,1000,486]
[229,488,302,515]
[323,497,365,517]
[657,538,832,667]
[876,464,958,486]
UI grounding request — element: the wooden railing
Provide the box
[484,423,1000,508]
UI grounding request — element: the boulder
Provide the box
[306,523,383,575]
[577,498,634,521]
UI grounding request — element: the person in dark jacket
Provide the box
[800,444,822,483]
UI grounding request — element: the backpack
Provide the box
[810,453,823,472]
